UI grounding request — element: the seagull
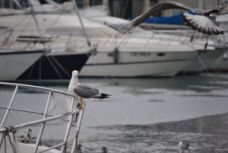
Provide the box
[68,70,111,109]
[131,1,228,50]
[178,141,190,153]
[102,146,108,153]
[17,128,33,143]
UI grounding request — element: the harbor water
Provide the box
[1,73,228,152]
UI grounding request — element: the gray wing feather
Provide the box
[131,1,192,27]
[73,85,100,98]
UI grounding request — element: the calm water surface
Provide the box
[1,74,228,152]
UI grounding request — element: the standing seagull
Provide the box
[17,128,33,143]
[68,70,111,109]
[178,141,190,153]
[131,1,228,50]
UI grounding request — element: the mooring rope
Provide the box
[1,126,18,153]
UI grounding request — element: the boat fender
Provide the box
[113,47,119,64]
[223,52,227,60]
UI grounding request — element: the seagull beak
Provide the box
[75,72,78,76]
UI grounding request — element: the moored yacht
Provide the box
[0,13,203,78]
[78,37,200,77]
[18,51,92,80]
[0,49,45,81]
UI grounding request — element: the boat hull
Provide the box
[79,50,196,77]
[18,52,90,80]
[18,143,60,153]
[0,50,45,81]
[206,51,228,72]
[180,47,227,74]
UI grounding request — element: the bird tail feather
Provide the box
[100,93,111,98]
[93,93,111,99]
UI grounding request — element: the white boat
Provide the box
[207,51,228,72]
[45,0,226,77]
[5,1,226,77]
[180,45,227,74]
[78,38,198,77]
[205,14,228,72]
[82,5,228,75]
[0,49,45,81]
[0,22,46,81]
[0,82,85,153]
[0,13,200,78]
[0,13,93,80]
[0,0,210,78]
[81,7,226,76]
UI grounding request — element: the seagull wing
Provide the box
[181,12,224,35]
[73,84,100,99]
[131,1,192,27]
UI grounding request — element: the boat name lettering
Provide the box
[130,52,151,56]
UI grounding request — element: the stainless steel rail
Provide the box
[0,82,85,153]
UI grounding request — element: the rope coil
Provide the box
[1,126,18,153]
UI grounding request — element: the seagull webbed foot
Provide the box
[77,98,83,109]
[190,33,195,42]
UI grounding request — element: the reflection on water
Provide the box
[2,74,228,152]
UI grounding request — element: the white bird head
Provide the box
[178,141,183,148]
[69,70,80,96]
[178,141,190,150]
[72,70,79,77]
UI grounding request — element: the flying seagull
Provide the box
[131,1,228,50]
[178,141,190,153]
[68,70,110,109]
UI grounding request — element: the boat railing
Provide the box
[64,29,215,50]
[53,28,223,53]
[129,29,210,44]
[0,82,85,153]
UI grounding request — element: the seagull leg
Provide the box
[77,98,83,109]
[190,31,195,42]
[204,35,208,51]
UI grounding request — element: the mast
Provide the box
[73,0,91,47]
[9,0,13,9]
[142,0,150,13]
[198,0,203,9]
[13,0,22,9]
[27,0,46,49]
[83,0,90,9]
[103,0,111,16]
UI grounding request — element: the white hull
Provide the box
[0,50,44,81]
[80,49,196,77]
[181,47,227,73]
[18,143,60,153]
[207,51,228,71]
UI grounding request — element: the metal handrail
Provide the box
[0,109,81,133]
[62,30,204,50]
[0,82,77,99]
[0,82,85,153]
